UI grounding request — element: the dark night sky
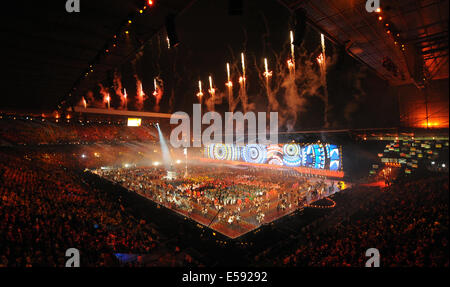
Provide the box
[0,0,398,130]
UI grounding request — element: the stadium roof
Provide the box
[278,0,449,88]
[1,0,195,111]
[2,0,448,112]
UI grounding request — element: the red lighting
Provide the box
[148,0,154,6]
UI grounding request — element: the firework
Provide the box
[139,82,145,99]
[319,33,330,128]
[263,58,272,79]
[241,52,246,84]
[226,63,235,113]
[153,78,158,97]
[134,76,146,111]
[226,63,232,86]
[123,88,127,110]
[106,93,110,109]
[82,97,87,109]
[289,30,295,74]
[290,31,295,62]
[321,33,326,58]
[196,80,203,100]
[208,75,215,97]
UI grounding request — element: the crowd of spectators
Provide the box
[0,150,194,266]
[0,118,157,145]
[0,118,448,267]
[256,175,449,267]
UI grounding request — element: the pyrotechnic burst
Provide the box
[239,52,251,112]
[241,52,246,82]
[226,63,232,88]
[123,88,128,110]
[196,80,204,105]
[152,77,164,112]
[319,33,330,128]
[288,30,296,75]
[206,75,216,112]
[208,75,216,97]
[99,83,110,109]
[263,58,272,79]
[82,97,87,109]
[113,70,127,110]
[134,75,146,111]
[225,62,239,113]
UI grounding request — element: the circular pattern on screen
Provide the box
[267,145,283,165]
[214,144,228,160]
[283,144,302,166]
[207,144,240,161]
[242,144,267,164]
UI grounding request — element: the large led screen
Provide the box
[203,143,342,171]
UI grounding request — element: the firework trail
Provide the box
[113,70,127,109]
[225,62,240,113]
[238,52,251,113]
[253,34,328,131]
[316,33,330,128]
[262,58,277,112]
[153,77,164,112]
[77,96,88,109]
[123,88,128,110]
[134,74,147,111]
[196,80,204,107]
[288,30,296,76]
[99,83,111,109]
[206,75,216,112]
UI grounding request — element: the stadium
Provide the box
[0,0,448,271]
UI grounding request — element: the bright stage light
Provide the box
[153,161,160,166]
[124,163,130,168]
[81,154,86,158]
[176,160,181,164]
[127,118,142,127]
